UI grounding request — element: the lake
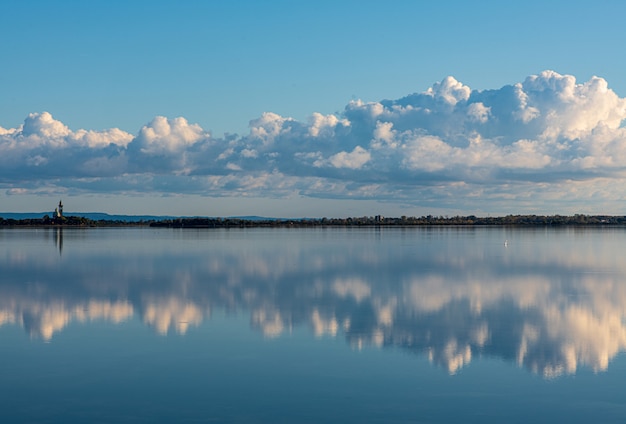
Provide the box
[1,226,626,423]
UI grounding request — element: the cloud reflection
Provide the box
[0,298,133,340]
[142,297,204,335]
[1,227,626,377]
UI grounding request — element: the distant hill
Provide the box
[0,212,277,222]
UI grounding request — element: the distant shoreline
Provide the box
[2,214,626,227]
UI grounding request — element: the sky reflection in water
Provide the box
[2,227,626,422]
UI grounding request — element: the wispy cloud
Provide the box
[3,71,626,212]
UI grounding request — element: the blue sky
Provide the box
[2,0,626,217]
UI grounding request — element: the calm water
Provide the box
[2,226,626,423]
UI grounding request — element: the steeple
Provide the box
[56,200,63,218]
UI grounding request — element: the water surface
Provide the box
[2,226,626,423]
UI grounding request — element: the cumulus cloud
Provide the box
[2,71,626,211]
[325,146,371,169]
[426,75,471,106]
[134,116,206,154]
[0,112,133,181]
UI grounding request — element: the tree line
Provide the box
[148,214,626,228]
[2,214,626,228]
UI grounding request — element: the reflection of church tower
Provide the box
[55,227,63,256]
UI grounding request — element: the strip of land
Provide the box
[2,214,626,227]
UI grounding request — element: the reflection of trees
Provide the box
[2,227,626,377]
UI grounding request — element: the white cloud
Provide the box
[248,112,294,143]
[522,71,626,139]
[401,135,453,172]
[425,76,471,106]
[22,111,71,139]
[72,128,133,148]
[512,83,540,124]
[308,112,350,137]
[371,121,396,149]
[327,146,371,169]
[134,116,206,154]
[0,126,17,136]
[2,71,626,213]
[240,148,258,158]
[467,102,490,123]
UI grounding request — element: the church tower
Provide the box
[57,200,63,218]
